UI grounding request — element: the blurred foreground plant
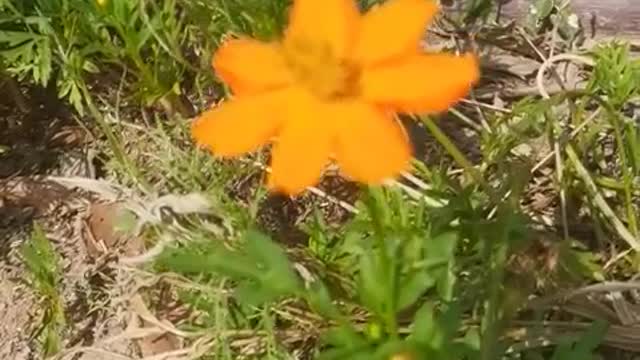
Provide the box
[160,185,539,359]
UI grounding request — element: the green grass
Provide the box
[20,223,66,357]
[3,0,640,358]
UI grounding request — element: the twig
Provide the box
[461,98,512,113]
[531,107,602,173]
[119,232,177,266]
[526,281,640,309]
[534,51,595,242]
[384,179,446,207]
[129,294,201,338]
[400,171,432,191]
[306,186,359,214]
[535,53,595,99]
[58,347,135,360]
[449,107,483,132]
[566,146,640,250]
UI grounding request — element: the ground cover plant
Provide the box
[0,0,639,359]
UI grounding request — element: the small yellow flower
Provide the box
[193,0,479,195]
[367,322,383,340]
[390,351,417,360]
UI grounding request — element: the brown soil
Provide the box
[0,83,136,359]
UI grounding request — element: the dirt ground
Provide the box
[0,83,145,359]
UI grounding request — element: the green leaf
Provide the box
[244,230,301,294]
[307,208,332,260]
[162,231,302,306]
[234,281,276,307]
[20,223,65,355]
[425,231,458,301]
[161,244,256,280]
[526,0,555,30]
[589,42,640,108]
[306,280,341,319]
[427,231,458,263]
[357,251,387,316]
[464,0,493,24]
[534,0,555,19]
[570,320,608,356]
[68,82,84,114]
[82,59,100,73]
[21,223,61,294]
[321,325,368,351]
[1,41,34,62]
[0,30,38,45]
[397,270,435,311]
[460,328,482,355]
[559,243,605,282]
[550,320,607,360]
[436,265,456,302]
[411,302,461,352]
[364,186,392,229]
[42,325,62,356]
[244,231,289,270]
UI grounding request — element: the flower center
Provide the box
[283,38,360,100]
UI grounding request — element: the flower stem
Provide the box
[419,115,496,201]
[365,188,400,339]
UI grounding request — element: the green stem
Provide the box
[365,189,399,339]
[419,115,497,202]
[79,83,152,192]
[566,145,640,250]
[376,226,399,339]
[611,110,639,237]
[480,218,509,360]
[385,244,400,339]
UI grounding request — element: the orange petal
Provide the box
[285,0,360,60]
[361,53,479,114]
[333,101,412,183]
[192,90,290,157]
[213,38,292,95]
[354,0,438,65]
[268,94,333,195]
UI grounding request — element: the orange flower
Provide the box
[192,0,479,195]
